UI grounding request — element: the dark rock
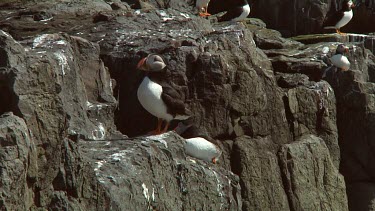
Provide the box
[279,76,340,167]
[291,33,351,45]
[110,2,131,11]
[93,12,115,23]
[94,10,291,143]
[276,73,310,88]
[246,23,304,50]
[250,0,330,36]
[0,0,363,210]
[79,132,242,210]
[278,134,348,211]
[33,11,52,22]
[0,28,118,209]
[291,33,375,55]
[0,112,37,210]
[231,136,290,211]
[250,0,375,36]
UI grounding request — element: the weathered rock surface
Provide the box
[231,136,290,211]
[80,132,241,210]
[248,0,375,37]
[279,134,348,211]
[2,0,375,210]
[0,113,36,210]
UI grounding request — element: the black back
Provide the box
[218,6,246,22]
[146,72,190,117]
[323,0,353,27]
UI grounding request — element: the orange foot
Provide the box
[147,119,163,135]
[199,12,211,17]
[148,120,170,135]
[336,29,346,35]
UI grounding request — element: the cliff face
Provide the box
[0,0,374,210]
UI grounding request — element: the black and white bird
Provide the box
[323,0,355,35]
[137,54,191,135]
[331,44,350,71]
[185,137,222,164]
[218,0,250,22]
[196,0,211,17]
[174,122,222,164]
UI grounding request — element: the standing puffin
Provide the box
[323,0,355,35]
[330,44,350,71]
[137,54,191,135]
[218,0,250,22]
[196,0,211,17]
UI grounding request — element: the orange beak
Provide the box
[212,157,217,164]
[345,47,349,53]
[351,4,355,8]
[137,57,147,70]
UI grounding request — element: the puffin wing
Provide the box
[160,84,190,116]
[218,6,244,22]
[323,11,344,28]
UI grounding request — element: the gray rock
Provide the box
[0,112,37,210]
[283,79,339,167]
[79,132,242,210]
[278,134,348,211]
[232,136,290,211]
[0,0,360,210]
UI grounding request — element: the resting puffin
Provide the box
[218,0,250,22]
[196,0,211,17]
[185,137,222,164]
[323,0,355,35]
[137,54,191,135]
[174,122,222,164]
[330,44,350,71]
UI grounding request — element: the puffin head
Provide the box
[336,44,349,54]
[343,0,355,9]
[137,54,166,72]
[212,147,222,164]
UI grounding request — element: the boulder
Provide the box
[231,136,290,211]
[79,132,242,210]
[278,134,348,211]
[0,113,37,210]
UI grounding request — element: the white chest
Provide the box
[184,137,221,163]
[336,10,353,28]
[331,54,350,71]
[233,4,251,22]
[137,77,173,121]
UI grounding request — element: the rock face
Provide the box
[0,113,36,210]
[80,132,241,210]
[248,0,375,36]
[2,0,375,210]
[279,135,347,211]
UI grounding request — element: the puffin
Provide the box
[137,54,191,135]
[185,137,222,164]
[323,0,355,35]
[196,0,211,17]
[330,44,350,71]
[174,121,222,164]
[218,0,250,22]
